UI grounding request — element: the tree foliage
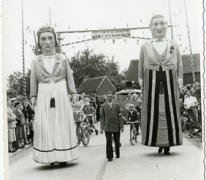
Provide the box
[7,70,30,97]
[69,48,120,88]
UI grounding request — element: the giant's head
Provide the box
[37,26,58,51]
[149,15,168,39]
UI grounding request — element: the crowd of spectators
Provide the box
[7,98,34,153]
[180,82,202,137]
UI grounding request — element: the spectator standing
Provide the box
[96,96,101,122]
[183,90,201,136]
[135,100,142,119]
[7,100,17,153]
[14,102,27,148]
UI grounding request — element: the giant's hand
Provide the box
[31,97,37,109]
[139,79,143,89]
[178,78,183,90]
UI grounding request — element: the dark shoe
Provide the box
[116,156,120,158]
[95,129,98,135]
[164,147,170,155]
[50,163,54,166]
[190,135,193,138]
[108,158,113,161]
[59,162,67,167]
[158,147,163,154]
[164,151,170,155]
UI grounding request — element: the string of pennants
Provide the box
[61,34,151,47]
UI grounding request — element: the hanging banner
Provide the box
[92,29,131,39]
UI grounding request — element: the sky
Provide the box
[2,0,203,80]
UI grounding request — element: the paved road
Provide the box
[9,122,204,180]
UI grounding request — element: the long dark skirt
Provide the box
[141,68,183,147]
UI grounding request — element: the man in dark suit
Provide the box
[100,91,124,161]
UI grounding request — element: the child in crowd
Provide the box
[127,104,140,136]
[73,103,85,129]
[83,102,98,135]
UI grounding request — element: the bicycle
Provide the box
[75,120,90,146]
[128,120,140,145]
[85,114,98,135]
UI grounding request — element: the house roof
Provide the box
[126,59,139,81]
[182,53,200,73]
[77,76,117,94]
[125,53,200,80]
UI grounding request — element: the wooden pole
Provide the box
[57,33,63,53]
[184,0,196,83]
[168,0,174,39]
[49,7,51,26]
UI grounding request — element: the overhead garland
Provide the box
[61,34,151,47]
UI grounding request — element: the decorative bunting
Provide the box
[61,34,150,47]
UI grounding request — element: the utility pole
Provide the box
[168,0,174,39]
[22,0,26,97]
[184,0,196,83]
[49,7,51,26]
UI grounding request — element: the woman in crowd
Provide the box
[22,101,34,143]
[138,15,183,155]
[14,102,28,147]
[7,100,17,153]
[30,26,78,166]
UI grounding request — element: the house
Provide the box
[77,76,116,96]
[126,53,201,85]
[125,60,139,82]
[182,53,200,84]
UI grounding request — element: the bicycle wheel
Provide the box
[130,128,135,145]
[76,129,81,146]
[82,128,90,146]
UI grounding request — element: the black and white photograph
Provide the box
[1,0,204,179]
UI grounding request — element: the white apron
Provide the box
[33,80,78,164]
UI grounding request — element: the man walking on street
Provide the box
[100,91,124,161]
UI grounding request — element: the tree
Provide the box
[7,70,30,97]
[69,48,120,88]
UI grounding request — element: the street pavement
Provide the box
[8,122,204,180]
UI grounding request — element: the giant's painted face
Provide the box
[150,17,167,39]
[39,32,55,52]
